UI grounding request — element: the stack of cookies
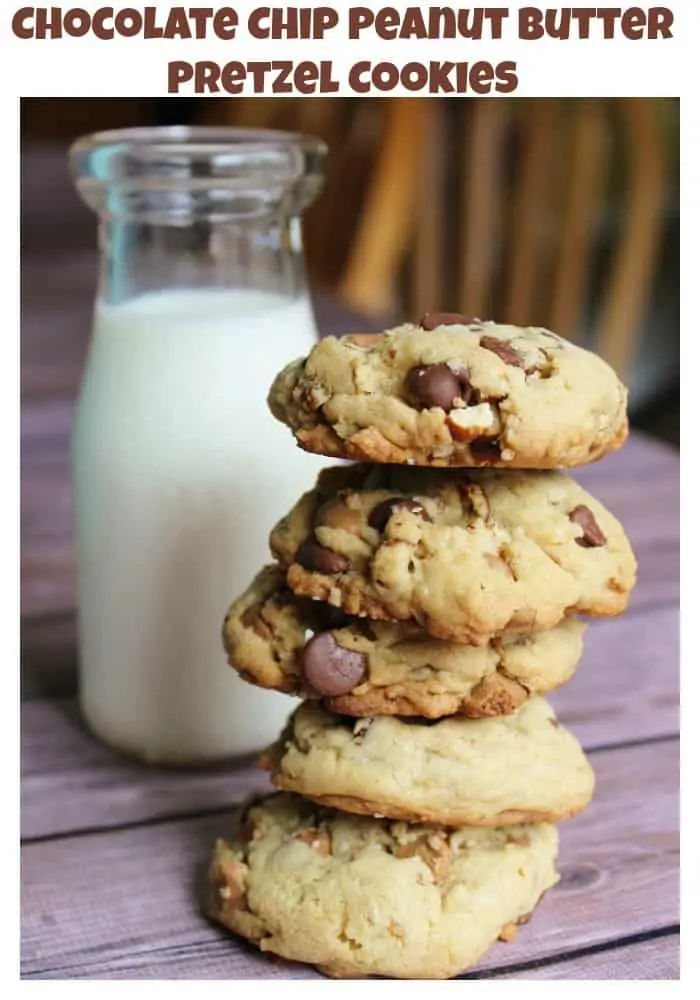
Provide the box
[207,314,637,980]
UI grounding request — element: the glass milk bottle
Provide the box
[69,127,327,764]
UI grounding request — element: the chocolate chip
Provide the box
[470,436,502,462]
[569,505,607,548]
[479,335,524,368]
[419,312,474,331]
[305,602,353,632]
[368,496,432,532]
[300,632,367,696]
[405,363,473,410]
[296,537,350,575]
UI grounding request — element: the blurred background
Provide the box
[22,96,679,441]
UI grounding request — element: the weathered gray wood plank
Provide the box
[20,739,679,980]
[494,934,679,980]
[36,933,677,981]
[20,603,678,841]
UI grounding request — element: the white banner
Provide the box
[0,1,688,96]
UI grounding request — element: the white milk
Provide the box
[73,288,325,763]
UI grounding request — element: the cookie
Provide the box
[269,463,637,644]
[207,791,559,979]
[268,316,628,469]
[224,565,586,718]
[261,699,594,826]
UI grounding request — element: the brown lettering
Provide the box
[401,62,428,90]
[188,7,214,38]
[271,61,293,93]
[649,6,674,38]
[470,60,495,95]
[248,7,269,38]
[164,7,191,39]
[93,6,114,38]
[519,7,543,39]
[294,61,318,94]
[315,7,339,36]
[430,6,456,37]
[142,7,163,38]
[622,7,646,39]
[221,60,245,93]
[377,6,402,38]
[348,6,374,38]
[484,8,508,38]
[167,60,193,93]
[544,9,571,39]
[495,61,518,93]
[12,7,33,38]
[248,62,271,91]
[64,8,91,36]
[115,8,142,36]
[428,60,456,92]
[570,8,595,38]
[598,8,622,38]
[455,62,469,91]
[348,60,371,92]
[374,61,399,91]
[197,60,222,92]
[403,6,428,38]
[35,7,63,38]
[318,61,339,92]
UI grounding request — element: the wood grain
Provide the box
[20,739,679,980]
[21,604,677,841]
[26,933,679,981]
[486,934,679,980]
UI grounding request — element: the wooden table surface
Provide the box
[20,252,680,980]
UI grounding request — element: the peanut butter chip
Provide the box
[484,553,514,579]
[295,827,331,854]
[569,505,607,548]
[214,859,247,911]
[368,497,432,532]
[498,922,519,942]
[479,335,525,368]
[345,333,385,348]
[394,835,452,883]
[315,499,364,533]
[300,632,367,697]
[506,834,531,847]
[296,537,350,575]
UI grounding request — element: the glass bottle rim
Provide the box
[70,125,327,161]
[69,125,327,220]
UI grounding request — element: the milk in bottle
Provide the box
[70,128,328,762]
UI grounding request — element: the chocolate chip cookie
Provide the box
[269,463,637,644]
[268,316,628,469]
[261,699,594,826]
[224,565,586,718]
[207,791,559,979]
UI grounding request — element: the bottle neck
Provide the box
[96,213,309,306]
